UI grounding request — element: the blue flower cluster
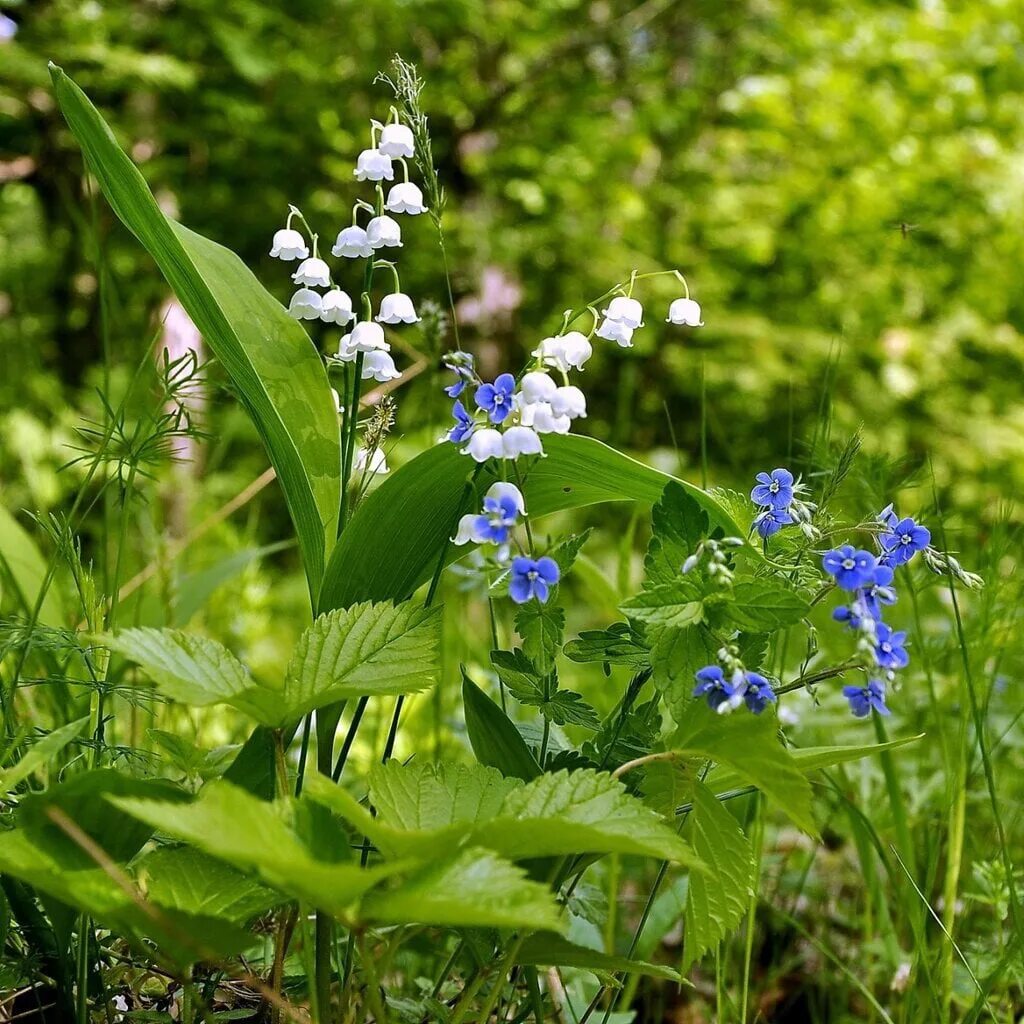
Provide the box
[823,504,931,718]
[693,665,777,715]
[750,468,794,538]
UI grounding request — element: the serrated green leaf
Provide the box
[360,848,565,931]
[672,711,817,837]
[104,628,282,725]
[0,716,89,793]
[538,690,601,730]
[283,601,442,714]
[515,601,565,675]
[462,670,542,781]
[644,482,711,588]
[563,624,650,669]
[49,66,340,599]
[110,780,402,915]
[490,650,599,729]
[517,932,682,981]
[720,581,809,631]
[649,624,719,724]
[621,580,705,630]
[681,782,754,971]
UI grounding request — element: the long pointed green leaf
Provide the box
[49,65,340,598]
[319,434,746,610]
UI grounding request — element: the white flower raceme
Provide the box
[354,148,394,182]
[361,350,402,382]
[270,228,309,261]
[331,227,373,259]
[596,318,634,347]
[292,257,331,288]
[385,182,428,215]
[550,385,587,419]
[464,428,505,462]
[519,370,557,405]
[366,215,402,249]
[519,402,570,435]
[502,425,544,458]
[337,321,390,362]
[354,446,389,474]
[602,295,644,328]
[533,331,593,372]
[379,123,415,158]
[287,288,323,320]
[667,297,703,326]
[376,292,420,324]
[320,289,355,325]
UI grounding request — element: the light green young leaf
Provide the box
[672,710,818,837]
[283,601,442,715]
[360,847,565,932]
[49,66,340,599]
[0,716,89,793]
[681,782,754,972]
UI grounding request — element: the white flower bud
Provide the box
[502,425,544,459]
[366,215,403,249]
[375,292,420,325]
[354,148,394,182]
[287,288,323,320]
[601,296,644,328]
[361,350,401,382]
[520,371,557,405]
[320,289,354,325]
[291,257,331,288]
[331,226,373,259]
[595,318,634,348]
[270,228,309,261]
[518,402,570,435]
[550,385,586,419]
[379,123,415,158]
[463,428,505,462]
[532,331,593,372]
[666,297,703,326]
[385,182,428,215]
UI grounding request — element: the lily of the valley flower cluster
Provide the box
[269,113,429,473]
[445,281,702,604]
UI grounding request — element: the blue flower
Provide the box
[822,545,877,590]
[873,622,909,670]
[693,665,735,711]
[473,492,521,544]
[879,515,931,566]
[475,373,517,425]
[877,503,898,530]
[833,602,870,630]
[447,400,475,443]
[743,672,777,714]
[755,506,794,538]
[509,556,560,604]
[443,352,475,398]
[858,563,897,620]
[843,679,890,718]
[751,468,794,509]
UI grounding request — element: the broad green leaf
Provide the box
[360,848,565,931]
[104,627,282,725]
[369,760,516,831]
[719,581,810,631]
[516,933,682,981]
[111,780,401,916]
[476,769,703,865]
[134,846,283,922]
[621,580,705,630]
[283,601,442,714]
[644,482,711,588]
[681,782,754,971]
[0,504,64,626]
[49,66,340,598]
[319,435,746,610]
[672,711,817,837]
[462,670,542,781]
[223,726,277,801]
[708,734,924,795]
[0,716,89,793]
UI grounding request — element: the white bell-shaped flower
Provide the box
[366,215,402,249]
[337,321,390,363]
[354,446,389,474]
[354,148,394,182]
[379,123,415,158]
[361,349,402,382]
[331,226,373,259]
[270,228,309,261]
[519,370,557,405]
[596,318,634,348]
[550,385,587,419]
[375,292,420,325]
[485,481,527,516]
[385,182,428,215]
[519,402,570,435]
[453,513,488,545]
[320,289,354,325]
[287,288,323,320]
[503,425,545,458]
[464,428,505,462]
[291,257,331,288]
[602,295,644,328]
[667,297,703,326]
[532,331,593,372]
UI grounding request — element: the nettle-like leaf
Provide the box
[563,623,650,670]
[360,848,565,932]
[621,579,705,630]
[514,601,565,676]
[672,710,817,837]
[718,581,809,631]
[681,782,755,972]
[284,601,442,714]
[649,623,719,724]
[644,482,711,588]
[490,649,600,729]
